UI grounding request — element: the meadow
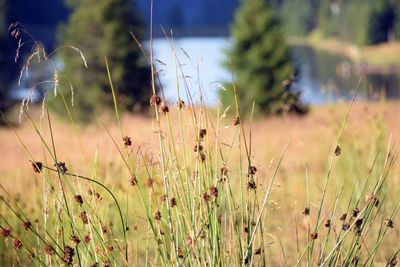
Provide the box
[1,88,399,266]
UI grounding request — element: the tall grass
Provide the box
[0,22,399,266]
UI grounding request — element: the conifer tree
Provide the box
[222,0,306,116]
[55,0,152,121]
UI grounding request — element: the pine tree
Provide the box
[0,0,17,114]
[222,0,306,116]
[54,0,152,122]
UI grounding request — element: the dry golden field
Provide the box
[1,101,399,265]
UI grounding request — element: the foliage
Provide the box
[222,0,307,116]
[0,0,17,115]
[53,0,153,122]
[367,0,398,44]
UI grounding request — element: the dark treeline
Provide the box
[282,0,400,45]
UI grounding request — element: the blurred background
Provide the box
[1,0,400,116]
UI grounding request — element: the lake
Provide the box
[150,37,400,106]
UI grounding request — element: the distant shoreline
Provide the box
[288,35,400,75]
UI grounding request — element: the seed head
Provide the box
[220,166,228,176]
[23,221,31,231]
[303,207,310,216]
[255,248,262,255]
[203,192,211,202]
[210,186,218,198]
[334,145,341,156]
[84,233,91,244]
[339,213,347,221]
[159,102,169,115]
[146,178,154,188]
[325,219,331,228]
[170,197,177,208]
[385,219,394,228]
[200,152,206,162]
[123,136,132,146]
[70,235,80,245]
[248,166,257,176]
[178,100,185,109]
[129,176,138,186]
[388,254,398,267]
[13,238,23,250]
[55,162,68,173]
[32,162,43,173]
[74,195,83,206]
[342,223,350,231]
[310,232,318,240]
[233,116,240,126]
[63,246,75,265]
[247,180,257,190]
[352,208,359,218]
[150,95,161,106]
[80,211,89,224]
[354,218,363,229]
[1,228,11,238]
[194,144,203,152]
[154,211,162,221]
[199,129,207,139]
[107,245,113,252]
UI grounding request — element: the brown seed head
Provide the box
[129,176,138,186]
[342,223,350,231]
[80,211,89,224]
[325,219,331,228]
[203,192,211,202]
[159,102,169,115]
[303,207,310,216]
[233,116,240,126]
[170,197,177,208]
[32,162,43,173]
[247,180,257,190]
[339,213,347,221]
[194,144,203,152]
[255,248,262,255]
[63,246,75,265]
[354,218,363,229]
[334,145,341,156]
[199,129,207,139]
[123,136,132,146]
[248,166,257,176]
[74,195,83,206]
[70,235,80,245]
[210,186,218,198]
[310,232,318,240]
[13,238,23,250]
[23,221,31,231]
[352,208,360,218]
[146,178,154,188]
[154,211,162,221]
[107,245,113,252]
[56,162,68,173]
[1,228,11,238]
[385,219,394,228]
[150,95,161,106]
[178,99,185,109]
[200,152,206,162]
[220,166,228,176]
[84,233,91,244]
